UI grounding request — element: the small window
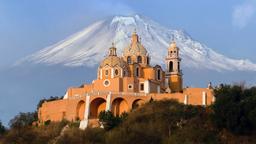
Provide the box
[115,69,118,75]
[103,79,110,87]
[105,70,109,76]
[128,84,133,89]
[178,62,180,72]
[169,61,173,72]
[137,56,142,63]
[136,67,139,77]
[157,69,161,80]
[127,56,131,64]
[147,57,150,65]
[140,83,144,91]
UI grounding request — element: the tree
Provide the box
[212,84,256,134]
[9,112,38,128]
[0,120,6,135]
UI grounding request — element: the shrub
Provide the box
[9,112,37,128]
[56,127,105,144]
[98,111,129,131]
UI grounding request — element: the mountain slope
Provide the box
[17,15,256,72]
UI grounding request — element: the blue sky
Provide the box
[0,0,256,68]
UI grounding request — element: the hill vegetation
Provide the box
[0,84,256,144]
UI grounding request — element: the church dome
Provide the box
[123,43,147,56]
[123,31,148,56]
[169,41,179,50]
[99,44,128,68]
[100,56,127,68]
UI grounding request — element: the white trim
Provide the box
[100,69,102,79]
[202,91,207,106]
[79,94,90,130]
[184,95,188,105]
[144,80,150,93]
[212,95,216,103]
[63,91,68,99]
[106,92,112,111]
[121,69,123,77]
[157,85,160,93]
[111,68,114,78]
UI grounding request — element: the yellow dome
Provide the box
[170,41,176,48]
[169,41,179,50]
[123,43,147,56]
[123,31,147,56]
[100,56,127,68]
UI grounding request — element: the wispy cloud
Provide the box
[232,0,256,29]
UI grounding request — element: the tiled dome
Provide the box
[123,31,147,56]
[100,56,127,68]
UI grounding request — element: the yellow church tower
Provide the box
[165,41,183,92]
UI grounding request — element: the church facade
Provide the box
[38,31,215,129]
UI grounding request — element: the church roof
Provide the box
[123,31,148,56]
[99,56,127,68]
[100,44,128,68]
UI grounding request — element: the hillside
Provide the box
[1,85,256,144]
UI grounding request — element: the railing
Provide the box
[68,91,148,99]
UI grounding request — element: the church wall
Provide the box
[67,87,87,98]
[39,99,68,123]
[39,97,89,123]
[183,88,214,105]
[92,78,122,92]
[143,67,155,80]
[122,77,136,92]
[169,75,182,92]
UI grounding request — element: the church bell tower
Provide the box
[165,41,183,92]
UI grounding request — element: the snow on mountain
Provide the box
[17,14,256,72]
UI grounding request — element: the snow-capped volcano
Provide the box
[18,15,256,72]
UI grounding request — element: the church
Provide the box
[38,31,215,129]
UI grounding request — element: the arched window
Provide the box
[147,57,150,65]
[169,61,173,72]
[137,56,142,63]
[105,70,109,76]
[115,69,119,75]
[178,62,180,72]
[157,69,161,80]
[127,56,131,64]
[136,67,139,77]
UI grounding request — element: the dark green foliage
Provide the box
[105,100,218,144]
[212,85,256,134]
[9,111,37,128]
[2,121,68,144]
[98,111,127,130]
[44,120,51,126]
[0,120,6,135]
